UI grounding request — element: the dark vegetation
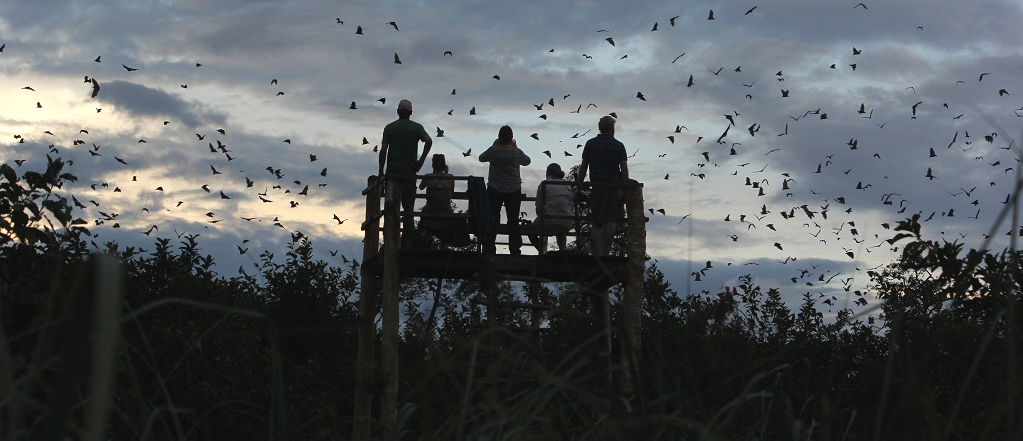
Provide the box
[1,160,1021,439]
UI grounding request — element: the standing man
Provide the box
[576,115,629,255]
[379,99,433,246]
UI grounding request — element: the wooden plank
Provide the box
[380,180,401,437]
[353,176,380,440]
[621,180,646,399]
[363,250,627,285]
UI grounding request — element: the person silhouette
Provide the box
[378,99,433,247]
[418,154,456,247]
[576,116,629,255]
[479,125,531,255]
[526,163,573,253]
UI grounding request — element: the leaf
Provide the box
[893,214,922,237]
[24,202,41,219]
[43,199,71,226]
[0,163,17,184]
[22,171,44,190]
[11,208,28,228]
[886,233,915,245]
[20,227,45,245]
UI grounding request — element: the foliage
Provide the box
[0,154,88,248]
[1,159,1020,439]
[869,214,1023,438]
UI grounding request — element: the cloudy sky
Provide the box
[2,0,1022,311]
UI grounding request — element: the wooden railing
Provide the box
[360,173,638,253]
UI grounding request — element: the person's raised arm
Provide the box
[519,148,531,166]
[479,146,493,162]
[378,142,389,177]
[416,134,433,172]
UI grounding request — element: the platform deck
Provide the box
[363,249,628,287]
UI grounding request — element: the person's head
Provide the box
[598,115,616,134]
[432,154,448,173]
[546,163,565,179]
[497,125,513,144]
[397,99,413,118]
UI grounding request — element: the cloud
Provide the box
[94,80,225,129]
[3,0,1023,301]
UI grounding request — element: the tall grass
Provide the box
[2,219,1022,439]
[2,249,1021,439]
[0,254,291,440]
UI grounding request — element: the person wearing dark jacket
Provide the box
[576,115,629,256]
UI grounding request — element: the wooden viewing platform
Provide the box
[352,173,646,440]
[364,249,627,285]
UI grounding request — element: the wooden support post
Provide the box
[353,176,381,440]
[577,269,613,399]
[621,180,646,398]
[528,280,541,333]
[380,178,402,437]
[481,254,499,371]
[595,285,613,393]
[476,254,501,420]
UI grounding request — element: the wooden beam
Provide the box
[353,176,380,440]
[362,250,628,284]
[380,179,401,437]
[621,180,646,398]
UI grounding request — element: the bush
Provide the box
[2,159,1020,439]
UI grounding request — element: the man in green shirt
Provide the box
[379,99,433,246]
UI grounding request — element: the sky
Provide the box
[2,0,1023,314]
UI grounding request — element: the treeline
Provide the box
[1,159,1021,439]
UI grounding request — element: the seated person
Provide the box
[417,154,457,246]
[525,163,574,253]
